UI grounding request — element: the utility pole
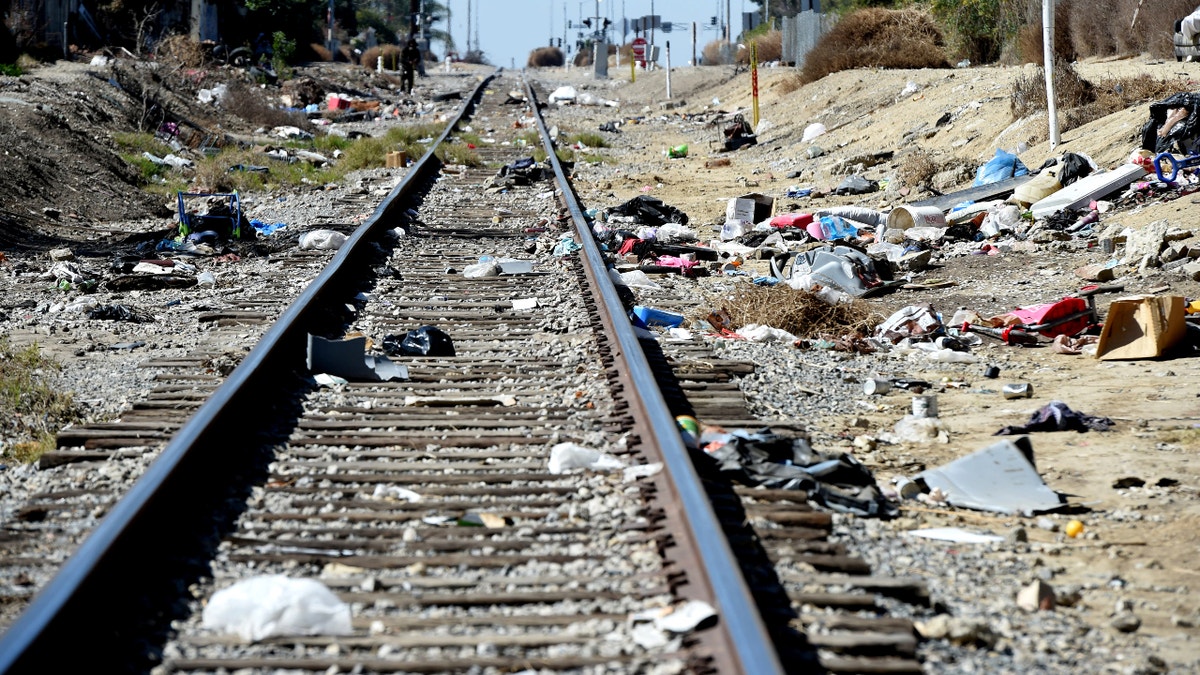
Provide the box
[465,0,471,54]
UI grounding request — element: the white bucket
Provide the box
[887,205,947,230]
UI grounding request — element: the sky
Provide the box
[440,0,764,69]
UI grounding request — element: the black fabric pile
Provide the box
[604,195,690,226]
[995,401,1114,435]
[694,429,897,517]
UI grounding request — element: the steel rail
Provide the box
[0,70,500,673]
[523,79,785,675]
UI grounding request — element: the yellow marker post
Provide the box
[751,42,760,130]
[631,57,636,82]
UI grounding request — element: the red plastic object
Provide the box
[769,213,814,229]
[1008,297,1091,337]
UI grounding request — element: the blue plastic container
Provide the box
[631,305,686,328]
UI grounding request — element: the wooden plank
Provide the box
[163,654,638,673]
[807,631,917,655]
[819,655,924,674]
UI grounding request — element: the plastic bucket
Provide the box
[887,205,947,230]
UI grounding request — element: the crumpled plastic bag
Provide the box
[381,325,455,357]
[463,261,501,278]
[974,148,1028,187]
[548,442,626,473]
[877,305,942,343]
[802,122,827,143]
[548,85,577,103]
[201,575,352,642]
[298,230,347,250]
[736,324,797,343]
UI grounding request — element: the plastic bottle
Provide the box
[668,144,688,158]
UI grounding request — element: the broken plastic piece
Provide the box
[307,334,408,382]
[916,437,1064,516]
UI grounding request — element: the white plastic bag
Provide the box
[463,261,501,278]
[720,220,752,241]
[299,230,347,250]
[201,575,352,642]
[736,324,797,343]
[802,123,827,143]
[548,86,578,103]
[548,442,626,474]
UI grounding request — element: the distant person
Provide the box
[401,38,420,93]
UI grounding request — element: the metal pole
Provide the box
[665,41,671,99]
[1043,0,1059,148]
[692,21,697,66]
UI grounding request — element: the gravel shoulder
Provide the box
[534,59,1200,672]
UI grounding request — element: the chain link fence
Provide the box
[780,10,837,68]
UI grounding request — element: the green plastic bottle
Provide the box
[668,144,688,158]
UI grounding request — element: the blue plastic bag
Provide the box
[973,149,1028,187]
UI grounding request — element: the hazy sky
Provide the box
[442,0,763,68]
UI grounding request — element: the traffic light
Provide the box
[582,18,591,28]
[602,18,611,29]
[711,16,717,26]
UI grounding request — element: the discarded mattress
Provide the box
[1029,164,1146,218]
[916,437,1064,516]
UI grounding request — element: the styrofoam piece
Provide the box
[1029,164,1146,218]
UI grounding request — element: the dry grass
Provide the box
[527,46,564,68]
[310,43,333,62]
[800,8,949,85]
[221,82,311,129]
[703,40,731,66]
[1011,57,1189,134]
[361,45,402,71]
[703,284,883,339]
[898,150,939,189]
[155,34,206,68]
[0,337,81,465]
[1014,0,1076,64]
[736,31,782,64]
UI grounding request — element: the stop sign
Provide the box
[631,37,647,66]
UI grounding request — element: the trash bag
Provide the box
[1140,92,1200,155]
[695,429,896,517]
[1057,152,1097,186]
[382,325,455,357]
[995,401,1114,435]
[833,175,879,196]
[973,148,1029,187]
[605,195,690,226]
[86,304,152,323]
[1008,169,1062,207]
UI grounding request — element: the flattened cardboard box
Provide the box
[1096,295,1186,360]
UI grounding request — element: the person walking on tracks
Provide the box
[400,38,420,94]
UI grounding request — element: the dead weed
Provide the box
[800,8,949,84]
[703,284,882,339]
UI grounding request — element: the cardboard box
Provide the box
[725,193,774,224]
[1096,295,1186,360]
[385,150,407,168]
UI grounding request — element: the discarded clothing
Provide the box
[696,429,896,517]
[605,195,690,227]
[995,401,1114,435]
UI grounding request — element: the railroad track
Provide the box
[0,69,924,674]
